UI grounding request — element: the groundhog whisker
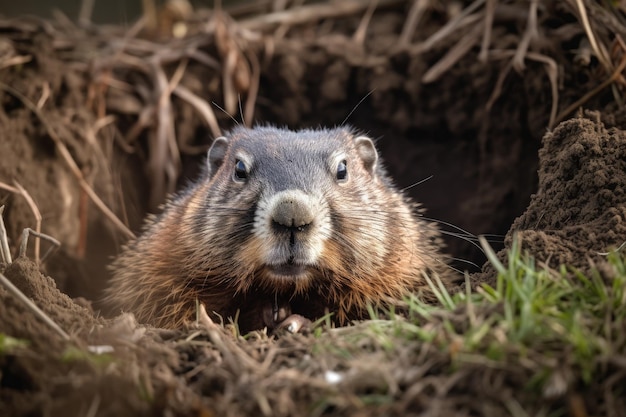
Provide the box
[325,230,390,253]
[339,208,415,215]
[417,216,479,238]
[399,175,434,192]
[439,262,466,276]
[340,90,374,126]
[324,227,418,262]
[477,233,506,240]
[445,256,481,270]
[438,230,485,253]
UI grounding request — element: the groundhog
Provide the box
[105,126,450,332]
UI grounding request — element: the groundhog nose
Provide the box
[271,193,315,229]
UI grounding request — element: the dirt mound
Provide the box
[471,112,626,287]
[510,113,626,269]
[0,258,98,346]
[0,257,207,416]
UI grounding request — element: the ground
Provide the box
[0,1,626,416]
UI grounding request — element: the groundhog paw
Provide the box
[276,314,311,334]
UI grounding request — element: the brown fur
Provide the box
[105,126,450,331]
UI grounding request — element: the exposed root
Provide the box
[511,0,538,72]
[0,181,43,264]
[411,0,484,54]
[352,0,379,46]
[237,0,402,31]
[399,0,431,47]
[172,85,221,138]
[18,228,61,264]
[0,82,135,241]
[478,0,495,62]
[555,40,626,126]
[0,206,11,264]
[422,22,483,83]
[573,0,611,73]
[488,49,559,129]
[12,182,42,265]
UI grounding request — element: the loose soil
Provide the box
[1,1,625,416]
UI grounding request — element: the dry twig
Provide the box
[0,55,32,71]
[412,0,484,53]
[36,82,51,109]
[149,58,183,208]
[478,0,496,62]
[486,61,513,112]
[0,181,43,265]
[399,0,430,47]
[353,0,379,46]
[12,182,42,265]
[173,85,221,137]
[0,206,11,264]
[197,303,259,373]
[243,49,260,127]
[215,11,252,116]
[573,0,611,72]
[422,23,483,83]
[238,0,402,31]
[512,0,538,72]
[18,228,60,264]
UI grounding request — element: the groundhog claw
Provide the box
[277,314,311,334]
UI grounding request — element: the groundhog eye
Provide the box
[234,159,247,181]
[336,160,348,181]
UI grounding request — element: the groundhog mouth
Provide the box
[265,263,309,278]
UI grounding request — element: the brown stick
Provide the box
[353,0,379,46]
[244,49,260,127]
[478,0,495,62]
[412,0,485,53]
[511,0,538,72]
[572,0,611,73]
[173,85,222,137]
[0,181,44,264]
[422,23,483,83]
[0,55,32,71]
[13,182,42,266]
[238,0,403,31]
[0,206,11,264]
[399,0,430,47]
[19,228,60,264]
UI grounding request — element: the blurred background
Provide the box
[2,0,244,22]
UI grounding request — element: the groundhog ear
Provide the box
[354,136,378,174]
[207,136,229,175]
